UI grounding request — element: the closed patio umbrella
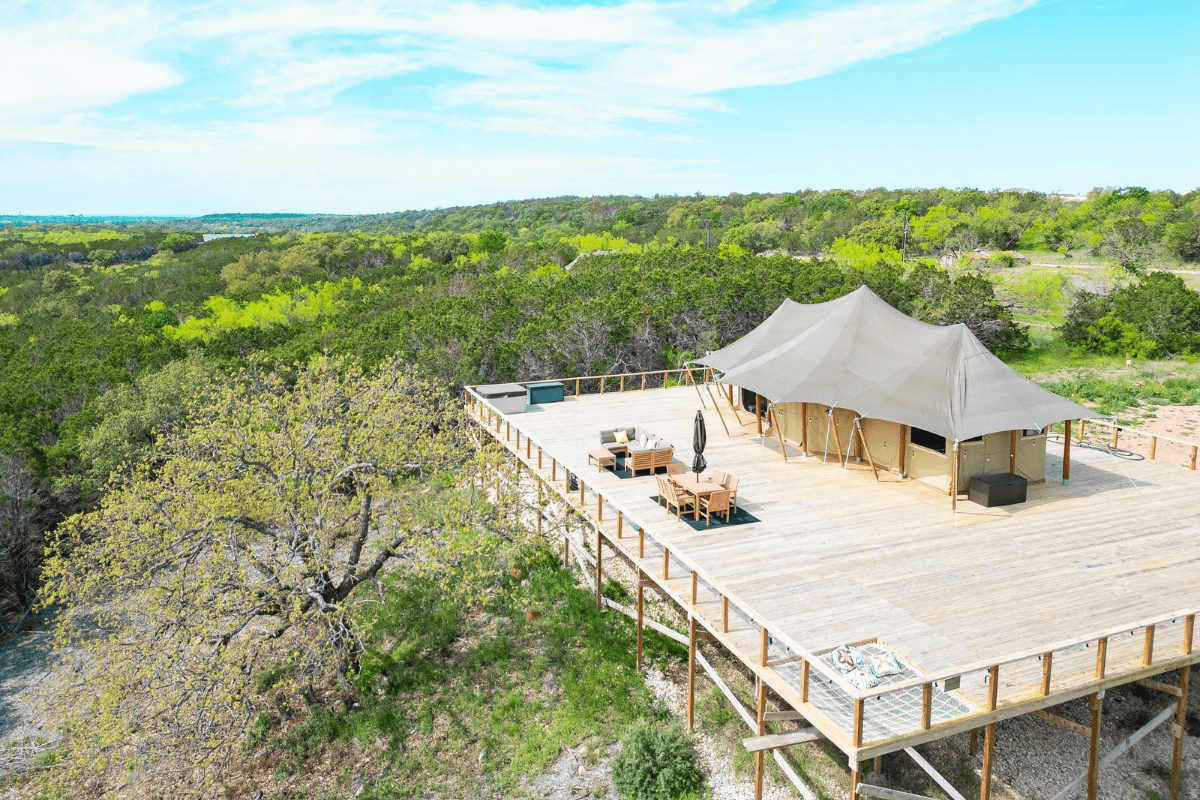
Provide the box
[692,410,707,474]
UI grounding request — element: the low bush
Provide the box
[611,722,705,800]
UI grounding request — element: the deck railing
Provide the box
[464,373,1200,754]
[1053,418,1198,471]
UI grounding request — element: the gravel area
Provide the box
[0,615,58,778]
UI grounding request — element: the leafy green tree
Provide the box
[475,229,508,254]
[421,231,471,264]
[40,356,524,794]
[158,232,199,253]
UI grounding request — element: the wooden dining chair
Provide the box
[663,480,694,519]
[666,462,686,476]
[710,468,727,486]
[655,475,670,508]
[721,474,739,513]
[699,490,731,527]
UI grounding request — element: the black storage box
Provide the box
[968,472,1028,507]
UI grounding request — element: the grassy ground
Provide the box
[236,547,688,799]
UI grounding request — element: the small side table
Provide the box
[588,448,618,473]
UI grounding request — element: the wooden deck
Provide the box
[470,384,1200,763]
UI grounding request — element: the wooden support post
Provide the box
[850,769,861,800]
[690,571,697,605]
[800,402,809,455]
[599,375,605,394]
[981,665,999,800]
[1087,692,1103,800]
[951,441,961,510]
[722,596,729,633]
[636,572,644,670]
[551,457,557,482]
[969,729,978,756]
[595,528,603,610]
[1096,636,1108,678]
[1184,615,1195,654]
[575,377,580,396]
[662,547,669,581]
[801,659,810,703]
[538,445,542,469]
[1079,418,1086,441]
[768,406,788,462]
[921,683,932,730]
[616,510,623,539]
[898,424,908,477]
[855,418,880,480]
[505,420,510,441]
[853,698,865,747]
[830,411,846,468]
[1144,624,1156,666]
[687,618,697,731]
[525,436,531,459]
[705,382,730,435]
[754,678,767,800]
[597,493,602,522]
[1010,430,1017,473]
[1173,665,1190,797]
[1041,652,1053,696]
[755,393,762,436]
[685,365,705,409]
[620,375,625,392]
[1150,436,1158,460]
[760,627,769,667]
[638,528,644,559]
[1111,425,1119,450]
[1063,420,1072,484]
[642,373,647,390]
[579,478,584,505]
[1191,445,1198,471]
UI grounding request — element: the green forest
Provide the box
[3,186,1200,799]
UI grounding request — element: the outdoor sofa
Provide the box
[599,426,675,476]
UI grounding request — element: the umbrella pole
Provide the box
[704,382,730,436]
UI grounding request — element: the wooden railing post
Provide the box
[921,682,932,730]
[1144,624,1155,666]
[1095,636,1108,678]
[981,665,999,800]
[1041,651,1053,696]
[1150,436,1157,460]
[662,546,669,580]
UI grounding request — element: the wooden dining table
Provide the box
[669,473,723,520]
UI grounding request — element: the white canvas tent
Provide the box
[694,287,1104,498]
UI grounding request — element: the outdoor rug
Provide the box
[607,457,679,479]
[647,497,761,530]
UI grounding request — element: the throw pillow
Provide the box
[613,429,629,444]
[639,433,648,448]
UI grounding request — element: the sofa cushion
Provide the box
[613,429,629,444]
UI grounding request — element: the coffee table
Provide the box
[588,448,618,473]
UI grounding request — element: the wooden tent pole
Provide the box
[755,393,762,436]
[855,418,880,481]
[685,364,708,409]
[1063,420,1072,485]
[800,402,809,456]
[898,424,908,478]
[768,406,788,463]
[980,665,999,800]
[1009,430,1018,473]
[704,382,731,436]
[829,410,846,468]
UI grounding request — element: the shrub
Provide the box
[611,723,704,800]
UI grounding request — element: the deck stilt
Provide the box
[687,617,697,731]
[754,678,767,800]
[1173,665,1190,797]
[1087,692,1103,800]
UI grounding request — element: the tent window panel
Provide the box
[1022,429,1042,438]
[964,434,983,443]
[909,427,946,454]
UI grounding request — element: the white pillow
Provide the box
[613,429,629,444]
[639,433,648,448]
[647,436,658,449]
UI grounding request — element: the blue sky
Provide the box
[2,0,1196,214]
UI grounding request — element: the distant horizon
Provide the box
[3,185,1195,221]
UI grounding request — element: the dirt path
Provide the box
[0,615,58,779]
